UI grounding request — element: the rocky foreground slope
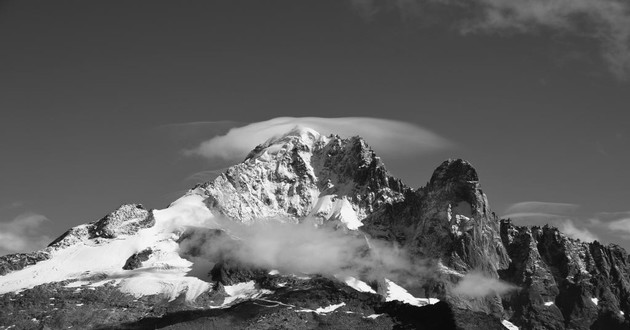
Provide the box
[0,127,629,329]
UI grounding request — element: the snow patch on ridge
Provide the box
[0,193,217,301]
[502,320,519,330]
[384,279,438,307]
[296,302,346,314]
[221,281,272,306]
[342,276,376,293]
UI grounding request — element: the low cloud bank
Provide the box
[180,219,430,286]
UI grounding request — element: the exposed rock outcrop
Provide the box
[500,221,630,329]
[199,128,408,226]
[0,251,50,276]
[123,248,153,270]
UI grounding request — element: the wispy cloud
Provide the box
[502,202,630,244]
[582,211,630,240]
[451,272,516,297]
[184,117,452,162]
[0,213,51,256]
[0,201,24,211]
[503,201,580,220]
[349,0,630,79]
[558,219,598,242]
[180,218,430,285]
[502,201,598,242]
[605,216,630,235]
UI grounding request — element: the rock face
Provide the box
[122,248,153,270]
[0,251,50,276]
[47,204,153,249]
[363,159,509,274]
[1,127,629,330]
[199,127,408,226]
[499,221,630,329]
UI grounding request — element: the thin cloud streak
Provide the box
[503,201,580,217]
[349,0,630,79]
[451,272,516,297]
[185,117,452,162]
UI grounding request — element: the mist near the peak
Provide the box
[179,219,431,286]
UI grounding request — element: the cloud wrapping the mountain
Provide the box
[180,219,431,286]
[0,213,51,256]
[185,117,451,162]
[350,0,630,78]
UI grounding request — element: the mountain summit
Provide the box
[1,127,628,329]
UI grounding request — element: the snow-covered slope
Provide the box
[0,127,408,303]
[0,190,216,301]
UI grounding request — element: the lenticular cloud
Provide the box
[185,117,452,161]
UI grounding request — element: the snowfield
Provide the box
[0,191,217,301]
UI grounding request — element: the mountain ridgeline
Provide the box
[0,127,629,330]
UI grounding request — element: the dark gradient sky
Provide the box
[0,0,629,254]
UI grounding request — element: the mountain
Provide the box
[0,126,628,330]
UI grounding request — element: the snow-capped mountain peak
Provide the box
[2,127,630,330]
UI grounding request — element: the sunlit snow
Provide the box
[502,320,519,330]
[0,193,216,301]
[385,279,438,307]
[296,302,346,314]
[343,276,376,294]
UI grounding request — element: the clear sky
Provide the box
[0,0,629,255]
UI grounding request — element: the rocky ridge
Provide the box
[0,127,629,329]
